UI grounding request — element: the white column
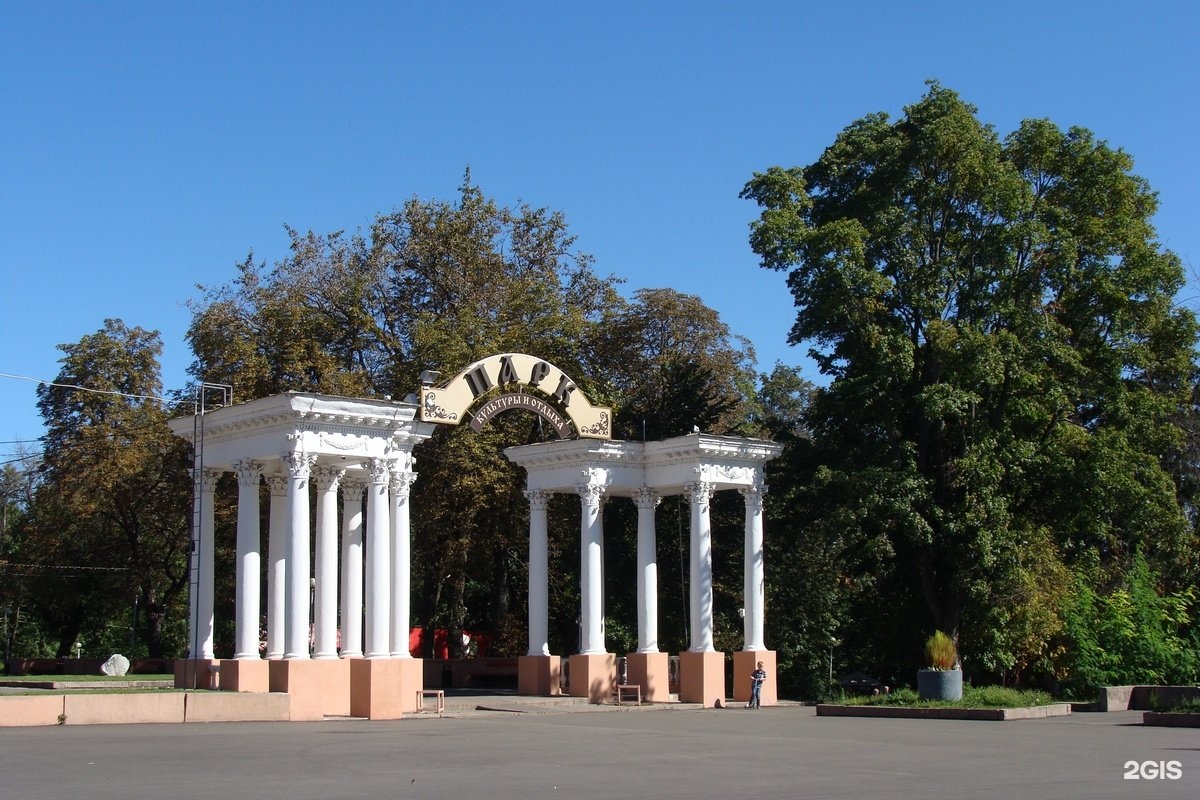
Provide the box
[190,468,220,659]
[364,458,392,658]
[389,465,417,658]
[525,489,551,657]
[685,480,716,653]
[283,451,315,660]
[339,479,366,658]
[312,466,343,659]
[232,460,262,659]
[632,488,661,653]
[576,480,606,655]
[265,474,287,659]
[741,483,768,651]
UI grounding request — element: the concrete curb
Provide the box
[1142,711,1200,727]
[815,703,1072,721]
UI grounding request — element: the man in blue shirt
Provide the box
[748,661,767,709]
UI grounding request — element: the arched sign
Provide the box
[419,353,611,440]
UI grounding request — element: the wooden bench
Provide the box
[613,684,641,706]
[416,689,445,717]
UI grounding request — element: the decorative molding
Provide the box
[265,474,287,497]
[280,451,316,480]
[684,480,715,505]
[312,465,344,492]
[200,468,222,492]
[524,488,552,511]
[632,487,661,509]
[231,460,262,487]
[739,483,767,511]
[340,479,366,502]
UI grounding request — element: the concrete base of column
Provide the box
[733,649,777,706]
[626,652,671,702]
[314,658,351,716]
[268,660,328,721]
[568,653,616,704]
[678,650,725,706]
[349,658,423,719]
[174,658,220,690]
[217,659,271,693]
[518,655,562,696]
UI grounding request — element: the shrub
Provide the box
[924,630,958,670]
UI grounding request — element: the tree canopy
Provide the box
[743,83,1199,685]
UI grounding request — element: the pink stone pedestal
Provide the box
[568,653,616,704]
[518,655,562,696]
[174,658,220,690]
[269,660,328,721]
[625,652,671,702]
[217,659,271,693]
[732,650,777,706]
[315,658,351,716]
[350,658,423,719]
[678,650,725,706]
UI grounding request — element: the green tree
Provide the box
[742,83,1198,678]
[30,320,192,658]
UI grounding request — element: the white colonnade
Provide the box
[169,394,434,671]
[505,434,782,703]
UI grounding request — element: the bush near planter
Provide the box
[918,631,962,701]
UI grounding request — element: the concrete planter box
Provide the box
[917,668,962,701]
[816,703,1071,721]
[1143,711,1200,728]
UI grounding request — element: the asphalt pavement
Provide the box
[0,704,1195,800]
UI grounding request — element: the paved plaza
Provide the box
[0,704,1195,799]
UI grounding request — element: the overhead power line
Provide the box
[0,371,170,404]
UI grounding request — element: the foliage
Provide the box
[21,320,193,659]
[1053,553,1199,695]
[924,630,957,670]
[742,82,1199,686]
[184,174,756,658]
[842,685,1054,708]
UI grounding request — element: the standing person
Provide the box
[748,661,767,709]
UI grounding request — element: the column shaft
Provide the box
[313,466,342,659]
[389,467,416,658]
[265,475,287,659]
[339,480,366,658]
[686,481,715,652]
[525,489,551,656]
[232,461,262,659]
[741,484,768,651]
[191,468,220,659]
[633,488,660,653]
[283,452,315,660]
[577,482,606,655]
[364,458,392,658]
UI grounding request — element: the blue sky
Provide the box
[2,1,1198,466]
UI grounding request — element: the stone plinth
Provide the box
[568,653,616,704]
[350,658,423,719]
[218,659,271,693]
[270,660,339,721]
[678,650,725,706]
[174,658,220,690]
[732,649,776,706]
[518,655,562,696]
[626,652,671,703]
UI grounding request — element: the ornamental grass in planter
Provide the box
[917,630,962,701]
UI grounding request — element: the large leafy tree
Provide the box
[742,84,1198,677]
[28,320,193,658]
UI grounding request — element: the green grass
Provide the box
[0,673,173,682]
[837,685,1056,709]
[1150,695,1200,714]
